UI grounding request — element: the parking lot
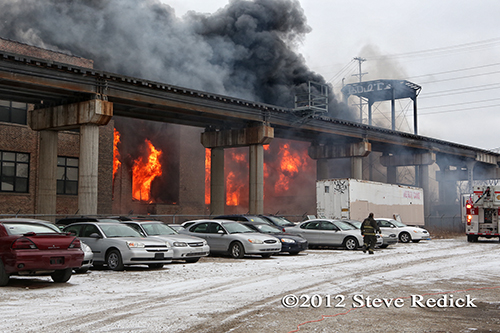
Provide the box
[1,237,500,333]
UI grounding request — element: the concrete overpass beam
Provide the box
[29,99,113,130]
[36,130,58,221]
[308,141,371,180]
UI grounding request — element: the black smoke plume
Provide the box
[0,0,353,118]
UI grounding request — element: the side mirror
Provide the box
[89,233,102,238]
[218,230,225,234]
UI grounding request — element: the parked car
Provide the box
[56,217,122,227]
[179,219,281,258]
[259,215,296,231]
[238,221,308,255]
[342,220,394,248]
[120,220,209,263]
[74,242,94,274]
[375,218,431,243]
[284,219,363,250]
[168,224,185,233]
[62,222,172,270]
[0,218,84,286]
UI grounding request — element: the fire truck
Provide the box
[464,185,500,242]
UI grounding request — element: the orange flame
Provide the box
[113,128,121,180]
[132,139,163,202]
[275,143,308,193]
[225,150,247,206]
[205,148,211,205]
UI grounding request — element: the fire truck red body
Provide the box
[464,185,500,242]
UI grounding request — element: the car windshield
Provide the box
[334,221,357,231]
[141,222,177,236]
[252,224,282,234]
[390,219,407,227]
[343,220,361,228]
[3,222,60,235]
[265,216,295,226]
[100,224,143,238]
[223,222,254,234]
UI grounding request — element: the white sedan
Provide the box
[284,219,363,250]
[375,218,431,243]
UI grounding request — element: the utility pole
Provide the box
[352,57,367,124]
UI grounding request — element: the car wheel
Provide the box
[261,253,272,258]
[343,237,358,250]
[185,258,200,263]
[106,249,124,271]
[229,242,245,259]
[379,244,389,249]
[148,264,164,269]
[412,240,421,243]
[399,232,411,243]
[0,259,9,286]
[51,268,72,283]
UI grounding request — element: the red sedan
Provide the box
[0,218,84,286]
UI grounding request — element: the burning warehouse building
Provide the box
[0,37,318,220]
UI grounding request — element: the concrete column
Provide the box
[210,148,225,216]
[387,166,397,184]
[78,124,99,215]
[418,164,431,219]
[36,130,58,221]
[317,159,329,180]
[249,144,264,215]
[351,157,363,179]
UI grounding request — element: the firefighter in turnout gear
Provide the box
[361,213,380,254]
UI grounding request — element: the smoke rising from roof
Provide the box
[0,0,353,119]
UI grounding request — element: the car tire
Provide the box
[229,242,245,259]
[106,249,124,271]
[399,232,411,243]
[185,258,200,263]
[379,244,389,249]
[343,237,358,250]
[51,268,72,283]
[148,264,164,269]
[0,259,9,286]
[261,253,272,258]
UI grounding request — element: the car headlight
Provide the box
[126,241,145,248]
[203,241,208,246]
[280,238,296,243]
[247,239,263,244]
[173,242,188,247]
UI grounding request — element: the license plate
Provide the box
[50,257,64,265]
[154,253,164,259]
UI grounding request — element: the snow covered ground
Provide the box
[1,237,500,332]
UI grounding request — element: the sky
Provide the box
[165,0,500,151]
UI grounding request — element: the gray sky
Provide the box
[165,0,500,151]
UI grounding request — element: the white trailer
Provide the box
[316,178,425,225]
[464,185,500,242]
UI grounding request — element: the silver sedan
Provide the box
[284,219,363,250]
[122,220,210,263]
[63,222,172,270]
[179,219,281,258]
